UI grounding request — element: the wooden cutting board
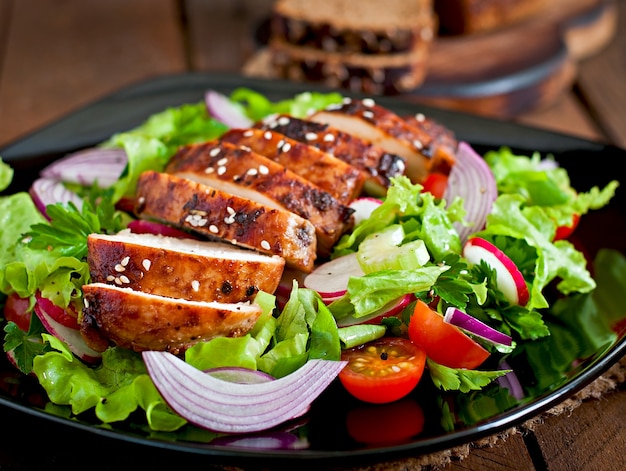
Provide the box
[243,0,617,118]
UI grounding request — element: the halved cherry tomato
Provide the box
[554,213,581,241]
[339,337,426,404]
[408,300,489,369]
[3,293,32,332]
[421,172,449,199]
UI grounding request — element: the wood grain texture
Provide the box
[532,387,626,471]
[185,0,273,71]
[575,0,626,149]
[0,0,186,147]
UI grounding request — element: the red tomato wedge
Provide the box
[421,172,449,199]
[3,293,32,332]
[339,337,426,404]
[408,300,490,369]
[554,213,581,241]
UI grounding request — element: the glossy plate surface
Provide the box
[1,73,625,470]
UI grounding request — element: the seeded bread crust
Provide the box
[271,11,435,55]
[435,0,547,34]
[268,39,430,94]
[272,0,434,30]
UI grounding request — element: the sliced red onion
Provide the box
[444,142,498,244]
[30,177,84,217]
[444,306,512,347]
[205,90,253,129]
[205,367,275,384]
[142,351,346,434]
[40,147,127,188]
[497,360,525,400]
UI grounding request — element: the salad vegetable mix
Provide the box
[0,89,621,437]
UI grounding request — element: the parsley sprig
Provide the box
[26,190,126,259]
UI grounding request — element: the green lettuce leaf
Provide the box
[32,339,186,431]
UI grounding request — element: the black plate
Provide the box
[1,72,625,471]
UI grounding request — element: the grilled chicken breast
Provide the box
[255,114,405,196]
[218,127,365,204]
[403,112,458,176]
[166,141,354,256]
[87,230,285,303]
[310,98,456,183]
[134,170,317,272]
[81,283,262,354]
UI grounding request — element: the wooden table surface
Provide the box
[0,1,625,470]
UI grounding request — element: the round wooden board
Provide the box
[243,0,617,118]
[410,0,618,117]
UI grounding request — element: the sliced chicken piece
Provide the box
[309,98,456,183]
[165,141,354,256]
[81,283,262,354]
[134,171,317,272]
[219,128,365,204]
[403,112,458,176]
[87,230,285,303]
[255,114,405,196]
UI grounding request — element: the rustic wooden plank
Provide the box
[532,388,626,471]
[0,0,186,148]
[515,92,604,141]
[575,0,626,149]
[184,0,273,71]
[446,434,536,471]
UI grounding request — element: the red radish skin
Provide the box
[336,294,414,327]
[35,294,79,330]
[463,237,529,306]
[34,303,102,363]
[304,252,364,299]
[348,197,382,226]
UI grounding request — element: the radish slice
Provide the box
[443,307,512,346]
[444,142,498,244]
[336,294,414,327]
[30,177,84,216]
[463,237,529,306]
[142,351,346,433]
[348,197,382,226]
[127,219,197,239]
[303,253,365,300]
[35,293,79,330]
[205,90,253,129]
[40,147,127,188]
[34,302,102,363]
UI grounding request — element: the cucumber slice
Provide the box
[357,225,430,273]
